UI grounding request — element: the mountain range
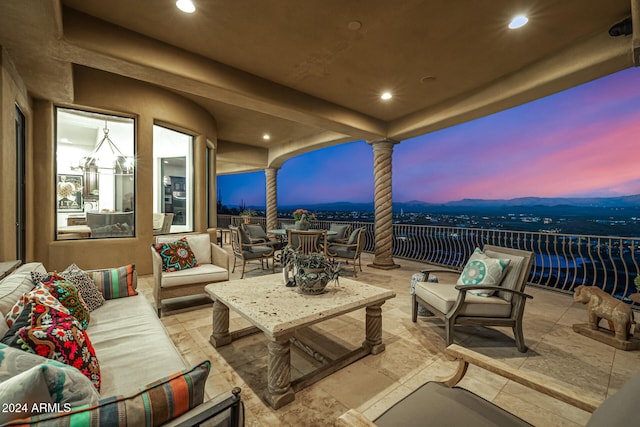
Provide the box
[274,194,640,213]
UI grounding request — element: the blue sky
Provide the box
[218,67,640,208]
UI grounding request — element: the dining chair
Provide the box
[326,227,366,277]
[286,229,327,255]
[229,225,275,279]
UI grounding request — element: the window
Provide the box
[153,125,194,233]
[56,108,135,240]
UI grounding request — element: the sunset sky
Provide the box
[217,67,640,208]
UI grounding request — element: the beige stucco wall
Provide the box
[0,47,32,262]
[26,66,218,274]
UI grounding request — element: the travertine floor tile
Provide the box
[137,250,640,426]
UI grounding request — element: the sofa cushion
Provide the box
[2,302,100,392]
[456,248,510,297]
[88,294,187,396]
[161,264,229,288]
[0,344,99,424]
[415,281,511,317]
[0,263,46,315]
[7,361,210,427]
[5,286,70,328]
[152,238,199,272]
[86,264,137,300]
[60,264,106,312]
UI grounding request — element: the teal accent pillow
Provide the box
[456,248,510,297]
[0,344,99,425]
[152,238,198,272]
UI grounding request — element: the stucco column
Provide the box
[367,138,400,270]
[265,167,279,231]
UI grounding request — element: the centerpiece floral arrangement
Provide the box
[292,208,316,221]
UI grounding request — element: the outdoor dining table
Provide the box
[267,229,338,236]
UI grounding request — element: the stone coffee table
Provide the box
[205,274,396,409]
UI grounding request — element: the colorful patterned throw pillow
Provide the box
[456,248,510,297]
[152,237,199,272]
[5,286,70,328]
[14,360,210,426]
[1,302,101,391]
[86,264,137,300]
[38,279,91,330]
[60,264,106,312]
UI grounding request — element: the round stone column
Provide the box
[265,167,279,231]
[367,138,400,270]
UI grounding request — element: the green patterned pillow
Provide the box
[9,361,211,426]
[86,264,137,300]
[38,279,90,330]
[456,248,510,297]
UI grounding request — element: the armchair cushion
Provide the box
[156,233,212,265]
[245,224,269,242]
[346,228,360,245]
[415,281,511,317]
[152,238,199,272]
[375,381,530,427]
[161,264,228,288]
[456,248,510,297]
[329,245,356,258]
[328,224,350,242]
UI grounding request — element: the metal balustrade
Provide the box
[217,215,640,301]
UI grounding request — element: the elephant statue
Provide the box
[573,285,633,341]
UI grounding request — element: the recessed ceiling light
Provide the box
[509,15,528,29]
[263,134,271,141]
[380,92,392,100]
[347,21,362,31]
[176,0,196,13]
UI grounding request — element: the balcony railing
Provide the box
[217,215,640,301]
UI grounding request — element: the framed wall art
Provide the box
[57,174,83,212]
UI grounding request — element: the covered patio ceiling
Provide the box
[0,0,638,173]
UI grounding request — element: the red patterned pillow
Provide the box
[2,301,101,392]
[152,237,199,272]
[5,286,70,328]
[39,279,90,330]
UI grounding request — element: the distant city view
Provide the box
[219,195,640,238]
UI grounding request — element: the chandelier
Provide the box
[77,121,134,174]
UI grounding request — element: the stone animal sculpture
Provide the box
[573,285,633,341]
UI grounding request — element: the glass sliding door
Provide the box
[153,125,194,233]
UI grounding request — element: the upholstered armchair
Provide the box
[338,344,637,427]
[412,245,534,352]
[326,227,366,277]
[151,233,229,316]
[229,225,275,279]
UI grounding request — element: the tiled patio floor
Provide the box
[137,250,640,426]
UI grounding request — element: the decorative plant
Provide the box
[634,275,640,293]
[281,246,340,283]
[292,208,316,221]
[239,209,258,218]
